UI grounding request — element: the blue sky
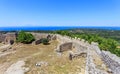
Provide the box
[0,0,120,27]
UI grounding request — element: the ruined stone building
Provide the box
[0,33,16,45]
[0,33,6,43]
[4,33,16,44]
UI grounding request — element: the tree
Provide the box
[16,31,35,44]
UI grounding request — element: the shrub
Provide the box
[16,31,35,44]
[41,38,49,45]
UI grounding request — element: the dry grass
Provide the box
[25,41,86,74]
[0,40,86,74]
[0,43,4,46]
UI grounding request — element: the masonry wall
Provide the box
[0,33,16,44]
[56,34,120,74]
[56,34,88,53]
[59,42,73,52]
[0,34,6,43]
[101,51,120,74]
[31,33,49,40]
[92,43,120,74]
[4,33,16,44]
[73,42,87,52]
[31,33,57,41]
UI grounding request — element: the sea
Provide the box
[0,26,120,31]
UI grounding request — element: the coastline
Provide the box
[0,26,120,31]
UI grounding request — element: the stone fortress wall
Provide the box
[55,34,120,74]
[56,34,108,74]
[0,33,6,43]
[56,34,88,52]
[91,42,120,74]
[31,32,57,41]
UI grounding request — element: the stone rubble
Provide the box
[35,61,48,67]
[4,61,29,74]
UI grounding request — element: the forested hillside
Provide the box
[70,29,120,43]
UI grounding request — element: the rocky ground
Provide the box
[0,40,86,74]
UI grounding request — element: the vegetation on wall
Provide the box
[16,31,35,44]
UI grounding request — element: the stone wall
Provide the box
[31,33,49,40]
[4,33,16,44]
[91,42,101,55]
[55,34,120,74]
[0,34,6,43]
[31,33,57,41]
[56,35,107,74]
[85,47,108,74]
[73,42,87,53]
[101,51,120,74]
[91,42,120,74]
[59,42,73,52]
[0,33,16,44]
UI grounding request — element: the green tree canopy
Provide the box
[16,31,35,44]
[41,38,49,45]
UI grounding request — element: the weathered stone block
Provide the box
[59,42,73,52]
[35,39,42,45]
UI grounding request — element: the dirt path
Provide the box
[4,61,27,74]
[0,44,10,49]
[0,51,16,58]
[0,62,13,74]
[0,47,42,74]
[4,52,43,74]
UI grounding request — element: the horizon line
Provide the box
[0,26,120,27]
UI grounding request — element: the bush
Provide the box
[41,38,49,45]
[16,31,35,44]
